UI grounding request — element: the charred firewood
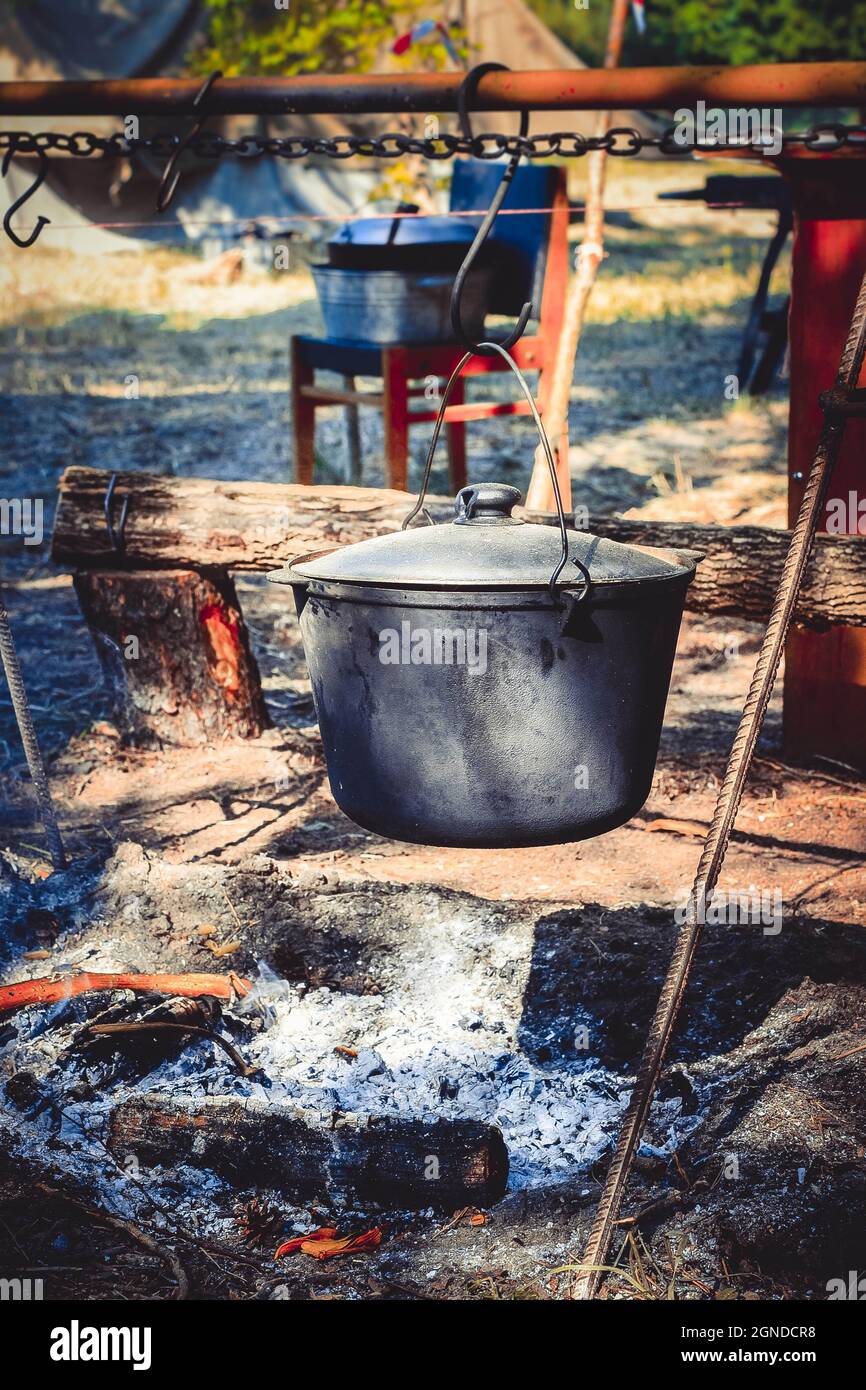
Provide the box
[109,1094,509,1211]
[73,994,260,1080]
[65,994,255,1082]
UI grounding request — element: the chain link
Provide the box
[2,124,866,163]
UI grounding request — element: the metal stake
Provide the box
[0,587,66,870]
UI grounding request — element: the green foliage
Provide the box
[525,0,866,66]
[193,0,450,76]
[639,0,866,65]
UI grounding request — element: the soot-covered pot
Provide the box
[269,481,700,848]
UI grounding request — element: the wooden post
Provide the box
[291,335,316,484]
[525,0,631,514]
[446,374,468,492]
[342,374,363,484]
[781,156,866,770]
[382,346,410,491]
[74,568,268,746]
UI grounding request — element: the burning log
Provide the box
[0,971,251,1016]
[108,1094,509,1210]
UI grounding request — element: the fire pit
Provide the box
[3,843,865,1299]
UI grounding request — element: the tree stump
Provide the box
[74,569,268,746]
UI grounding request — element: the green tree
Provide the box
[193,0,456,76]
[525,0,866,66]
[640,0,866,65]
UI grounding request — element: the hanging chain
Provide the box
[1,123,865,163]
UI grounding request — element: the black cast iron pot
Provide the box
[270,478,700,849]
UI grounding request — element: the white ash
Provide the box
[0,851,708,1218]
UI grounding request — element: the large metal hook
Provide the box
[156,70,222,213]
[2,141,51,248]
[450,63,532,356]
[103,472,130,555]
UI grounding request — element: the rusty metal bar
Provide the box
[0,63,864,117]
[572,259,866,1301]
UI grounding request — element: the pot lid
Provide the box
[277,483,700,591]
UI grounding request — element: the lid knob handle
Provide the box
[454,482,523,525]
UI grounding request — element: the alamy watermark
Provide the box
[378,621,488,675]
[673,103,783,156]
[0,497,43,546]
[826,1271,866,1300]
[826,491,866,535]
[674,883,784,935]
[0,1276,43,1300]
[50,1321,152,1370]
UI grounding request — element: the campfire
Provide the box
[1,3,865,1337]
[3,838,865,1304]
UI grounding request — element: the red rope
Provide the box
[8,201,751,236]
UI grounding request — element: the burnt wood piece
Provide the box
[74,569,268,745]
[53,468,866,630]
[108,1093,509,1210]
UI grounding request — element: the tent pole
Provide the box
[0,63,864,116]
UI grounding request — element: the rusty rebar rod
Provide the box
[572,261,866,1300]
[0,63,864,117]
[0,587,66,870]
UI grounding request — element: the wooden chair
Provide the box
[291,161,570,492]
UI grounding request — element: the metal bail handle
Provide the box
[401,342,589,605]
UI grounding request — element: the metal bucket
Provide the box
[311,265,491,344]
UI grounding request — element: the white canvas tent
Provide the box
[0,1,372,250]
[461,0,658,135]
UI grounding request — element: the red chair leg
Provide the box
[382,347,410,492]
[291,336,316,484]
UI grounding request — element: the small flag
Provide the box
[435,21,462,66]
[631,0,646,33]
[392,19,461,66]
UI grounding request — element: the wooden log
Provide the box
[108,1093,509,1210]
[52,466,453,572]
[74,569,268,746]
[579,515,866,631]
[52,468,866,629]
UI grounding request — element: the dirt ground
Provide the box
[1,160,864,1301]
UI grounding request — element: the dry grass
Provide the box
[0,158,791,528]
[0,245,310,331]
[0,156,788,332]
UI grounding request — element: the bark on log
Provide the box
[52,468,866,629]
[53,466,453,572]
[108,1093,509,1210]
[579,515,866,630]
[75,569,268,745]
